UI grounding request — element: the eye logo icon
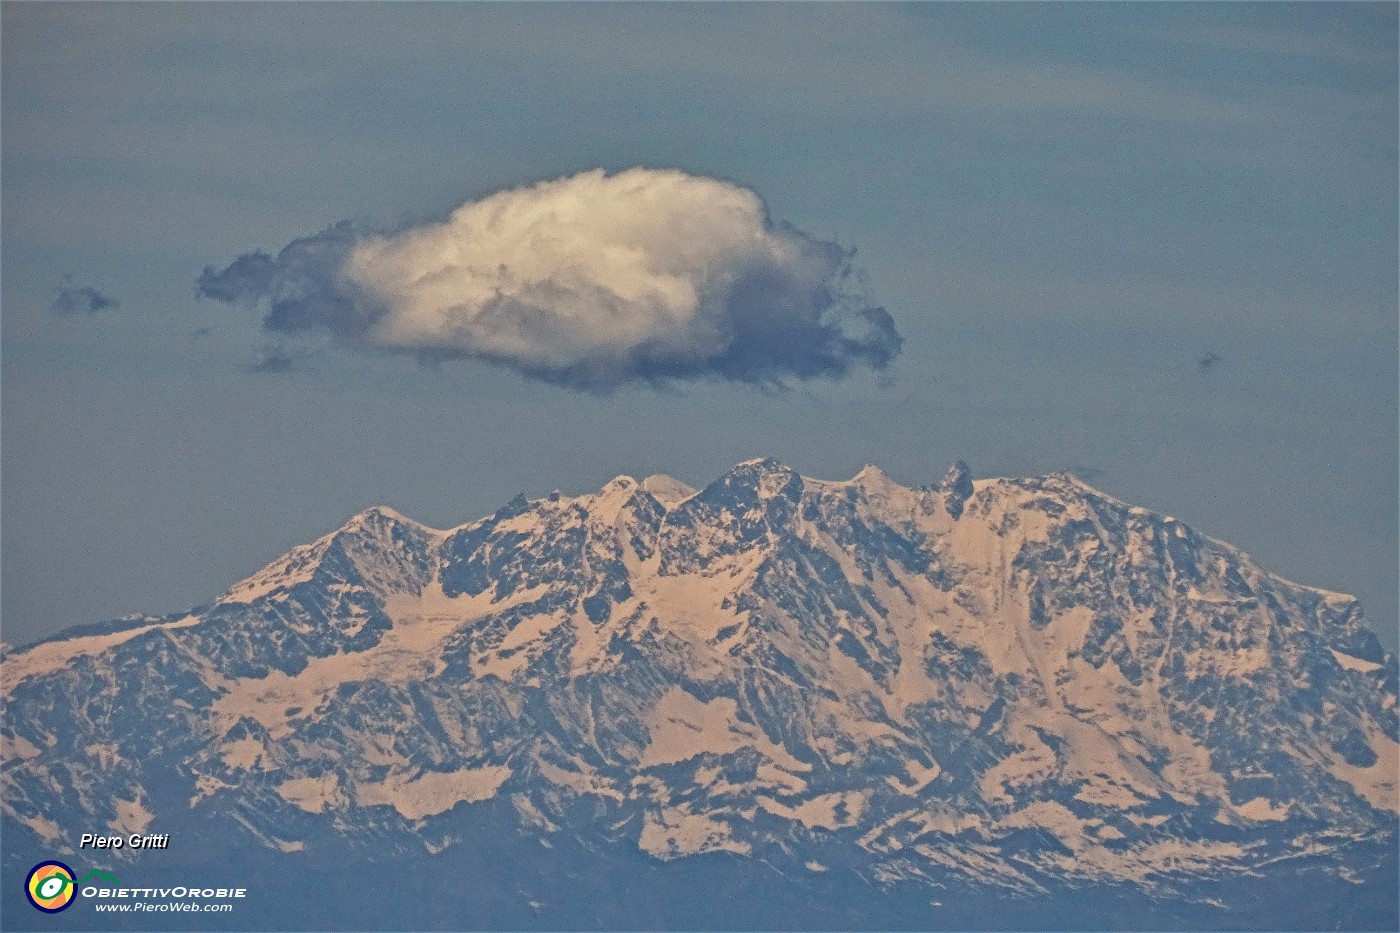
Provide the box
[25,861,76,913]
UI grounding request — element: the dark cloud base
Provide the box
[198,221,365,338]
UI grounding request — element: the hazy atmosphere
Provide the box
[3,2,1396,652]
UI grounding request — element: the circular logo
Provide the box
[25,861,76,913]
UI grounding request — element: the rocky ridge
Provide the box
[2,459,1396,910]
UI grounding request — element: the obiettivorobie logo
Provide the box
[25,863,120,913]
[26,862,105,913]
[24,860,247,916]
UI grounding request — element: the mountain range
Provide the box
[3,459,1396,930]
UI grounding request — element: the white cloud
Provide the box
[199,168,900,389]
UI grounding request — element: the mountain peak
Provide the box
[937,460,974,518]
[850,463,891,485]
[715,457,802,499]
[344,504,421,529]
[589,475,643,523]
[641,473,696,507]
[845,464,918,510]
[732,456,789,472]
[600,475,639,492]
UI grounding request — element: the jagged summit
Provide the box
[937,459,974,518]
[318,461,1107,542]
[2,458,1396,920]
[733,455,785,469]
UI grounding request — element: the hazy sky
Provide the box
[3,2,1396,652]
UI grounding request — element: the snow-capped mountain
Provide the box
[3,460,1396,929]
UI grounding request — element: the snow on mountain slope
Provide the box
[2,460,1395,897]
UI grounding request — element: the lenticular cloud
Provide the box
[198,168,901,389]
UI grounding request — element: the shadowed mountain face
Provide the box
[2,460,1396,930]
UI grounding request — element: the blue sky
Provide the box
[3,2,1396,651]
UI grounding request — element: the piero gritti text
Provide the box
[80,832,171,850]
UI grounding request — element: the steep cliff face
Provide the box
[3,460,1395,919]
